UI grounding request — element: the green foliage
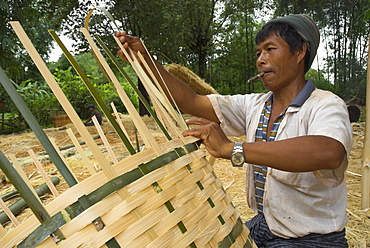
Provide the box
[12,79,58,127]
[305,69,335,92]
[0,0,79,81]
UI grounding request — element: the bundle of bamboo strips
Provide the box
[0,15,255,247]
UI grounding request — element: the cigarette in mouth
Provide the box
[247,72,266,83]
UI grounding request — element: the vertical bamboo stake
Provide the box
[362,37,370,209]
[28,150,60,197]
[65,128,96,175]
[0,198,20,226]
[92,116,118,164]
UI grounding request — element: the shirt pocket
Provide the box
[269,169,303,187]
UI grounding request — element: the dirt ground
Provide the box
[0,115,369,247]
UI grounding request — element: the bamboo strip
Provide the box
[66,128,96,175]
[80,27,162,155]
[92,116,118,163]
[362,36,370,209]
[0,197,20,225]
[110,102,133,146]
[9,154,41,202]
[28,150,60,197]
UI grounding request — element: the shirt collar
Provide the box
[265,79,315,107]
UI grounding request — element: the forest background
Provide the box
[0,0,370,133]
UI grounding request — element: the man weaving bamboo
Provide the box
[117,14,352,247]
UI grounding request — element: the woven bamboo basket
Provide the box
[0,136,255,247]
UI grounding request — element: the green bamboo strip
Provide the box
[94,35,171,141]
[0,150,66,241]
[0,177,60,225]
[17,211,66,248]
[80,27,162,154]
[48,30,135,155]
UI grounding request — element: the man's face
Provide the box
[88,107,94,112]
[255,33,302,92]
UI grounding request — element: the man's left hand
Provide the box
[182,117,233,159]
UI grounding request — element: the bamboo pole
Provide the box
[48,30,135,155]
[362,37,370,209]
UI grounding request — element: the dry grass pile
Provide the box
[0,117,369,247]
[164,63,218,95]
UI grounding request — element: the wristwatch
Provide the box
[230,142,245,167]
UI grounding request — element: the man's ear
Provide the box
[296,43,308,64]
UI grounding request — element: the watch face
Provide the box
[231,152,244,166]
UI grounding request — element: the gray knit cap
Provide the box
[266,14,320,72]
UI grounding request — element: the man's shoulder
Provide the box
[309,88,345,104]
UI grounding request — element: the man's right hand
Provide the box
[115,31,148,63]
